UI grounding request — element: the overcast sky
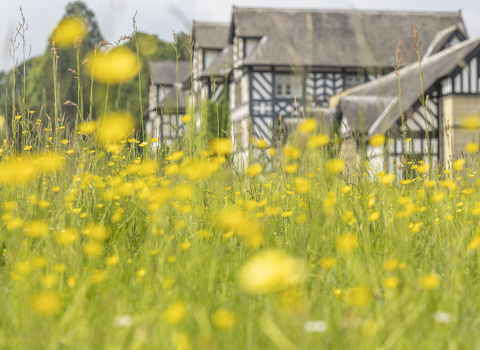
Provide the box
[1,0,480,72]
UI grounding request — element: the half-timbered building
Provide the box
[225,7,468,154]
[147,61,190,145]
[334,36,480,173]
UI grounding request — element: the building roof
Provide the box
[200,46,233,79]
[157,86,187,112]
[335,36,480,135]
[149,61,191,86]
[230,7,467,67]
[424,25,462,58]
[193,22,231,49]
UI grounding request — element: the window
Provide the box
[345,74,365,89]
[275,75,302,98]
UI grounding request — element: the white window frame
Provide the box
[275,74,302,98]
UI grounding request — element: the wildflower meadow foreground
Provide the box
[2,8,480,350]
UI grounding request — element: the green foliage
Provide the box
[0,1,190,131]
[206,86,230,140]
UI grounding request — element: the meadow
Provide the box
[2,11,480,350]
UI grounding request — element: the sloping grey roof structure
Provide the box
[230,7,467,67]
[157,87,187,111]
[336,36,480,135]
[193,22,230,49]
[149,61,191,86]
[424,25,461,58]
[200,46,233,79]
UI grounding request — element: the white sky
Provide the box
[1,0,480,71]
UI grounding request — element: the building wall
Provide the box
[442,94,480,165]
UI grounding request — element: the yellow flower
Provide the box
[92,46,138,85]
[421,274,441,290]
[162,301,187,324]
[181,114,192,123]
[180,241,191,250]
[283,145,301,159]
[23,220,49,238]
[285,164,298,174]
[91,270,107,284]
[173,185,193,200]
[468,236,480,250]
[453,159,466,171]
[253,139,268,149]
[83,241,103,257]
[416,164,429,174]
[3,201,17,211]
[294,177,310,194]
[431,192,444,203]
[425,180,435,188]
[171,151,184,161]
[319,257,336,270]
[384,258,399,271]
[382,277,400,289]
[461,116,480,129]
[247,164,263,177]
[96,113,135,146]
[30,290,62,316]
[335,233,359,252]
[368,211,380,222]
[308,134,330,149]
[55,228,78,246]
[82,224,110,241]
[380,173,395,185]
[342,210,356,225]
[211,309,236,330]
[106,255,120,266]
[465,142,479,153]
[299,118,317,133]
[78,121,97,134]
[52,16,87,47]
[326,159,345,174]
[238,250,306,294]
[209,138,233,155]
[340,185,351,194]
[369,134,386,147]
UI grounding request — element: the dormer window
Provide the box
[203,49,222,70]
[244,38,261,58]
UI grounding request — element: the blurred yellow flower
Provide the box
[294,177,310,194]
[382,277,400,289]
[283,145,301,159]
[30,290,62,316]
[83,241,103,257]
[308,134,330,148]
[465,142,479,153]
[380,173,395,185]
[326,159,345,174]
[181,114,192,123]
[384,258,399,271]
[335,233,359,252]
[319,257,336,270]
[246,164,263,177]
[23,220,49,238]
[299,118,317,133]
[421,274,440,290]
[285,163,298,174]
[96,113,135,146]
[162,301,187,324]
[52,16,87,47]
[54,228,78,246]
[238,250,306,294]
[209,138,233,155]
[368,211,380,222]
[453,159,466,171]
[92,47,138,85]
[369,134,386,147]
